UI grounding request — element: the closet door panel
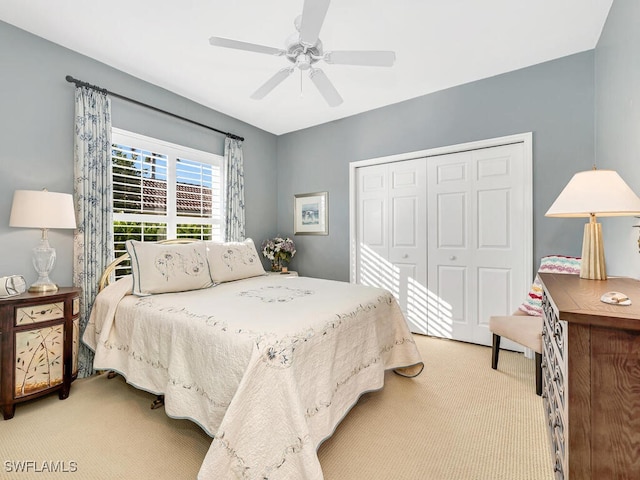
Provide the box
[477,267,511,337]
[388,160,427,333]
[428,265,468,339]
[392,196,417,247]
[428,152,473,341]
[357,164,388,288]
[356,159,427,334]
[362,199,385,247]
[436,192,467,248]
[472,144,527,348]
[477,189,510,249]
[436,161,468,183]
[398,263,422,332]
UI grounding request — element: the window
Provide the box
[111,128,223,278]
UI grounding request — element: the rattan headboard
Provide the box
[98,238,201,291]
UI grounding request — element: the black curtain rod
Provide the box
[65,75,244,142]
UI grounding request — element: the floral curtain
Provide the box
[73,86,113,378]
[224,137,246,241]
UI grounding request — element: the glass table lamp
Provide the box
[9,189,77,293]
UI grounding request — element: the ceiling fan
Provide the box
[208,0,396,107]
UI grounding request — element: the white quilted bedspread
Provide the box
[83,274,423,480]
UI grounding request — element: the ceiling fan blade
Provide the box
[209,36,284,56]
[299,0,330,47]
[309,68,343,107]
[324,50,396,67]
[250,68,295,100]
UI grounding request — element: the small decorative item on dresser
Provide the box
[0,275,27,298]
[0,287,81,420]
[261,236,296,272]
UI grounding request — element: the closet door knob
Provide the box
[403,254,409,259]
[450,256,457,261]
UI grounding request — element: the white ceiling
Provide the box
[0,0,613,135]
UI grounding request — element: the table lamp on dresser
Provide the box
[545,169,640,280]
[9,189,77,293]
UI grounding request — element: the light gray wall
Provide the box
[0,20,278,286]
[277,52,595,281]
[595,0,640,278]
[5,14,622,286]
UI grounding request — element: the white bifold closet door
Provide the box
[355,141,529,349]
[356,159,428,334]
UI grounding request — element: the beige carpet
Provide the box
[0,335,553,479]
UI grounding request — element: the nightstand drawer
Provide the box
[15,324,64,398]
[15,302,64,326]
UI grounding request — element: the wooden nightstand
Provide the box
[266,271,298,277]
[0,287,81,420]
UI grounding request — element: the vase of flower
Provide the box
[271,258,282,272]
[262,236,296,273]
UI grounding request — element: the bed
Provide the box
[83,239,423,480]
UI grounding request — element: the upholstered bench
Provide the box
[489,312,543,395]
[489,255,580,396]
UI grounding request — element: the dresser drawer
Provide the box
[553,319,565,360]
[15,302,64,326]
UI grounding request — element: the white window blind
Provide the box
[111,128,224,278]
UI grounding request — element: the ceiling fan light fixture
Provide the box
[296,53,312,70]
[208,0,395,106]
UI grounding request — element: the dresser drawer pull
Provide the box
[553,450,564,478]
[16,302,64,325]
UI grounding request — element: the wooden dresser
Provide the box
[539,273,640,480]
[0,287,81,419]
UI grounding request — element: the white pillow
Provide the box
[206,238,265,283]
[126,240,213,296]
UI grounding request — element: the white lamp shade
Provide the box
[9,190,77,229]
[545,170,640,218]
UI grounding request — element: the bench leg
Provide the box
[151,395,165,410]
[491,334,501,370]
[535,352,542,396]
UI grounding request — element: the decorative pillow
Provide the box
[126,240,213,296]
[206,238,265,283]
[518,255,581,316]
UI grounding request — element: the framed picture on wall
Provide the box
[294,191,328,235]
